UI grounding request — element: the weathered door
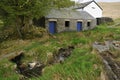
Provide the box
[49,21,56,34]
[77,22,82,31]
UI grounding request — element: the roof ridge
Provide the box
[46,9,94,19]
[75,0,103,10]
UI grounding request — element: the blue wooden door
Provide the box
[77,22,82,31]
[49,21,56,34]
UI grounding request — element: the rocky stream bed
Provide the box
[93,40,120,80]
[9,46,75,80]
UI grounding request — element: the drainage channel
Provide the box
[9,46,74,80]
[93,41,120,80]
[100,51,120,80]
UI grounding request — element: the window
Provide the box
[87,22,91,27]
[65,21,70,27]
[92,7,95,9]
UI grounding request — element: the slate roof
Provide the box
[74,0,103,10]
[45,9,94,19]
[76,1,93,9]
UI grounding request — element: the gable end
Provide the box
[76,0,103,10]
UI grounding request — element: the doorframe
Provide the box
[77,20,83,31]
[48,21,57,34]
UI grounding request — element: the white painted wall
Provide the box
[76,2,102,18]
[84,2,102,18]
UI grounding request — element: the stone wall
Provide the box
[45,18,96,33]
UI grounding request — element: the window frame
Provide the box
[65,21,70,27]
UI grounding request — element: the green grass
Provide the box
[0,20,3,30]
[0,20,120,80]
[33,48,102,80]
[0,59,19,80]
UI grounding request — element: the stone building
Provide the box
[45,9,96,34]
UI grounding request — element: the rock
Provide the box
[28,62,36,69]
[28,61,43,69]
[9,51,45,78]
[112,41,120,48]
[10,46,75,79]
[54,46,75,63]
[15,61,45,78]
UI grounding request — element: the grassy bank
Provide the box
[0,19,120,80]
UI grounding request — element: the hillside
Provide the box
[0,18,120,80]
[98,2,120,19]
[0,1,120,80]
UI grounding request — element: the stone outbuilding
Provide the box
[45,9,96,34]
